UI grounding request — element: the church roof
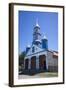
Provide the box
[35,39,41,43]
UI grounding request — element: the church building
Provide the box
[24,20,58,73]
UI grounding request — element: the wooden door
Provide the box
[39,55,46,70]
[31,56,36,69]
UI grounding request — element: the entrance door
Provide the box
[31,56,36,69]
[25,59,29,69]
[39,55,46,70]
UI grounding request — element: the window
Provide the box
[32,47,35,53]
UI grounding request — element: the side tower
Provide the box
[32,19,41,47]
[26,44,30,53]
[42,36,48,50]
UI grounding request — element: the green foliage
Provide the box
[19,51,26,66]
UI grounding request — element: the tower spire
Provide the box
[32,19,41,47]
[36,18,40,27]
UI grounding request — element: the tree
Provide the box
[19,51,26,66]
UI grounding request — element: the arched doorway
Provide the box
[39,55,46,70]
[31,56,36,70]
[25,59,29,69]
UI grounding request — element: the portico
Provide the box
[24,52,47,71]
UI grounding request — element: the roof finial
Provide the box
[27,44,30,47]
[36,18,38,25]
[36,18,40,27]
[42,35,47,40]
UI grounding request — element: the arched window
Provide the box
[32,47,35,53]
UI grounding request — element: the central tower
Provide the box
[32,19,41,47]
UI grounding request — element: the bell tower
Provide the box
[32,19,41,47]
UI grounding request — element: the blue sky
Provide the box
[19,11,58,54]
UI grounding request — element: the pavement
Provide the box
[18,72,58,79]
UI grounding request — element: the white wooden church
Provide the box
[24,20,58,73]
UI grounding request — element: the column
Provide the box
[45,55,48,70]
[24,59,25,69]
[28,57,31,69]
[36,55,39,69]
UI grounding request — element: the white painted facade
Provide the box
[23,20,58,72]
[24,50,58,72]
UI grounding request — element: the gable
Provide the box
[25,44,43,56]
